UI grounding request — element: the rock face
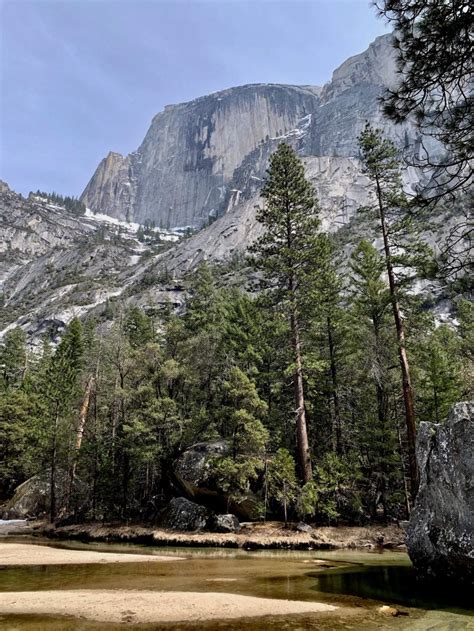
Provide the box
[2,474,51,519]
[303,34,411,157]
[1,35,458,343]
[81,34,417,231]
[157,497,209,531]
[407,402,474,584]
[82,84,319,228]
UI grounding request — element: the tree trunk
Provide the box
[291,303,313,484]
[375,175,419,498]
[66,374,95,510]
[284,196,312,484]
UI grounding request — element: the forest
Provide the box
[1,126,472,525]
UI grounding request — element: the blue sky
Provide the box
[0,0,389,197]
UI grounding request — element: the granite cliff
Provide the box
[81,34,415,231]
[82,84,320,228]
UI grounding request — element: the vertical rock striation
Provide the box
[82,84,320,228]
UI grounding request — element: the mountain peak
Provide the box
[81,34,403,229]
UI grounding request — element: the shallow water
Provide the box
[0,538,472,630]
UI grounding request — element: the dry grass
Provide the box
[38,520,406,551]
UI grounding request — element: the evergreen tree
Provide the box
[210,367,269,511]
[349,241,404,517]
[250,143,323,483]
[358,124,426,500]
[124,305,154,348]
[267,448,298,525]
[0,327,27,389]
[42,318,84,520]
[308,236,347,456]
[350,240,392,432]
[416,325,463,424]
[184,262,225,333]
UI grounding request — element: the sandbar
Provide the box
[0,542,182,565]
[0,589,337,623]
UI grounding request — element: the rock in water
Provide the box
[209,514,241,533]
[158,497,209,531]
[407,401,474,585]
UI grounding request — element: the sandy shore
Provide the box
[0,589,337,623]
[0,542,183,565]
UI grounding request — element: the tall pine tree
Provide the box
[250,143,322,483]
[358,124,420,499]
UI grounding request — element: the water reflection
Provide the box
[312,564,473,611]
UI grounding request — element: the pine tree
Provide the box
[358,124,421,499]
[267,448,298,525]
[42,318,84,521]
[124,306,154,348]
[0,327,27,389]
[250,143,322,483]
[349,240,404,517]
[309,236,346,456]
[416,325,463,424]
[185,262,225,333]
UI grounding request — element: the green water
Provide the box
[0,539,472,630]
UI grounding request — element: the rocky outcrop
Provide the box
[407,402,474,584]
[174,440,229,491]
[303,34,415,157]
[0,185,144,344]
[133,155,383,278]
[80,152,136,223]
[157,497,209,531]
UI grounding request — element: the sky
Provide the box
[0,0,390,197]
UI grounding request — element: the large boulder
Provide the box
[173,441,261,520]
[174,440,229,490]
[2,470,84,520]
[407,402,474,584]
[208,514,241,533]
[157,497,209,531]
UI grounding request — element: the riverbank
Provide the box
[36,520,406,550]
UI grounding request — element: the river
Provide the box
[0,538,472,629]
